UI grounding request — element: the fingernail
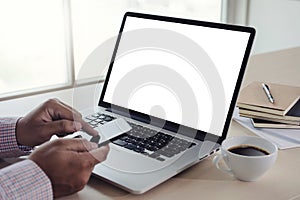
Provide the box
[90,142,98,149]
[90,146,109,162]
[91,129,99,136]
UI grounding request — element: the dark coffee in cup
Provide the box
[214,136,277,181]
[228,145,270,156]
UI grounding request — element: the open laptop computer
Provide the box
[79,12,255,194]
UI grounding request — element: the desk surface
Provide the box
[2,48,300,200]
[56,47,300,200]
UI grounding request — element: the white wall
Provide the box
[247,0,300,54]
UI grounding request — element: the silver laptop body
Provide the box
[79,12,255,194]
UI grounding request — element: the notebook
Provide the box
[239,103,300,124]
[251,118,300,129]
[237,82,300,116]
[78,12,255,194]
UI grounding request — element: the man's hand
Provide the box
[29,138,109,198]
[16,98,98,147]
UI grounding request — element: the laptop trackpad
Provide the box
[102,145,171,174]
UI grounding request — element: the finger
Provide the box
[42,120,82,138]
[47,99,80,121]
[56,99,82,117]
[89,145,110,164]
[62,138,98,152]
[81,121,98,136]
[47,99,98,136]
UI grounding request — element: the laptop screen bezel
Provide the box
[98,12,255,144]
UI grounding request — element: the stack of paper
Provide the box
[237,82,300,129]
[233,108,300,150]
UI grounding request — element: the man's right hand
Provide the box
[29,138,109,198]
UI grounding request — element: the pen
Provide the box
[262,83,274,104]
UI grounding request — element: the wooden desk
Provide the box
[1,48,300,200]
[56,47,300,200]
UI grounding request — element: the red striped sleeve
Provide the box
[0,160,53,199]
[0,118,33,158]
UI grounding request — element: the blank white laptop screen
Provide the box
[103,16,251,137]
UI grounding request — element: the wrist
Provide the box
[0,117,32,158]
[15,117,24,145]
[16,117,34,152]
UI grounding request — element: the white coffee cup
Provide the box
[213,136,278,181]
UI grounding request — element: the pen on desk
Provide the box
[262,83,275,104]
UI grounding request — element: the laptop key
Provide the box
[125,143,138,150]
[156,157,165,162]
[112,139,127,147]
[149,152,160,158]
[106,120,196,161]
[104,116,113,122]
[133,146,145,153]
[158,150,176,158]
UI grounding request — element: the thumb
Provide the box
[89,145,110,164]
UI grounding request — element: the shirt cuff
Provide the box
[0,118,33,158]
[0,159,53,199]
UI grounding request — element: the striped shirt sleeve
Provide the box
[0,118,53,199]
[0,118,33,158]
[0,160,53,200]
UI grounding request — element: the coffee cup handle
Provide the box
[213,154,234,176]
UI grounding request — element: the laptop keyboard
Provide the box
[85,113,196,162]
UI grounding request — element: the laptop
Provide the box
[78,12,255,194]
